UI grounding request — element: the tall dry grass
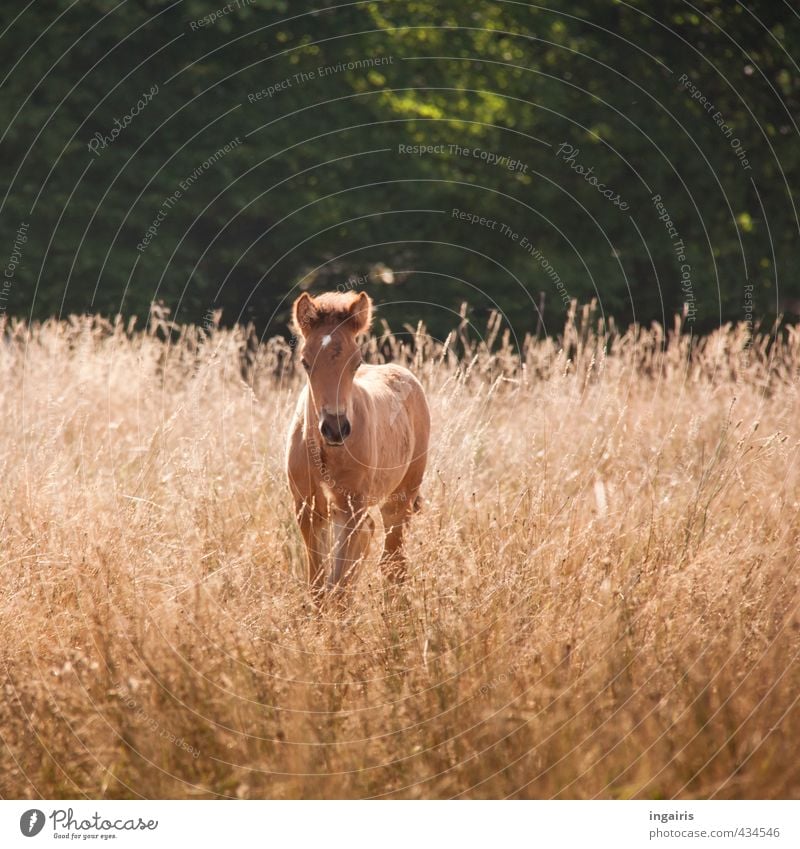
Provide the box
[1,303,799,799]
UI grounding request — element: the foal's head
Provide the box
[292,290,373,445]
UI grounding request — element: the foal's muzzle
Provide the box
[319,412,351,445]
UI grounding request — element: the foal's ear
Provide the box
[348,291,373,335]
[292,292,318,336]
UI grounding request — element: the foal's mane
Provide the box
[293,290,373,336]
[308,292,362,328]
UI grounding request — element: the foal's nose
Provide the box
[319,412,351,444]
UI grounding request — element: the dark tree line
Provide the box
[1,1,797,341]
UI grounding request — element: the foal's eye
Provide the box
[300,358,310,372]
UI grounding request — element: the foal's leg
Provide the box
[295,499,328,601]
[328,508,374,596]
[379,493,417,583]
[380,448,427,583]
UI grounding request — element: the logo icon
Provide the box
[20,810,45,837]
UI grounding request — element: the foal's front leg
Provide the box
[295,499,328,602]
[328,507,374,595]
[379,496,415,583]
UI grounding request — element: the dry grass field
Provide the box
[1,304,799,799]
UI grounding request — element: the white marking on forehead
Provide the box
[321,334,332,348]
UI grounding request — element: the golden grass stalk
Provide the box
[0,304,798,798]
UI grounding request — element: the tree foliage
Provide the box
[1,0,797,339]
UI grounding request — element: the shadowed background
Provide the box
[1,0,798,338]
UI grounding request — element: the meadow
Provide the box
[1,303,798,799]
